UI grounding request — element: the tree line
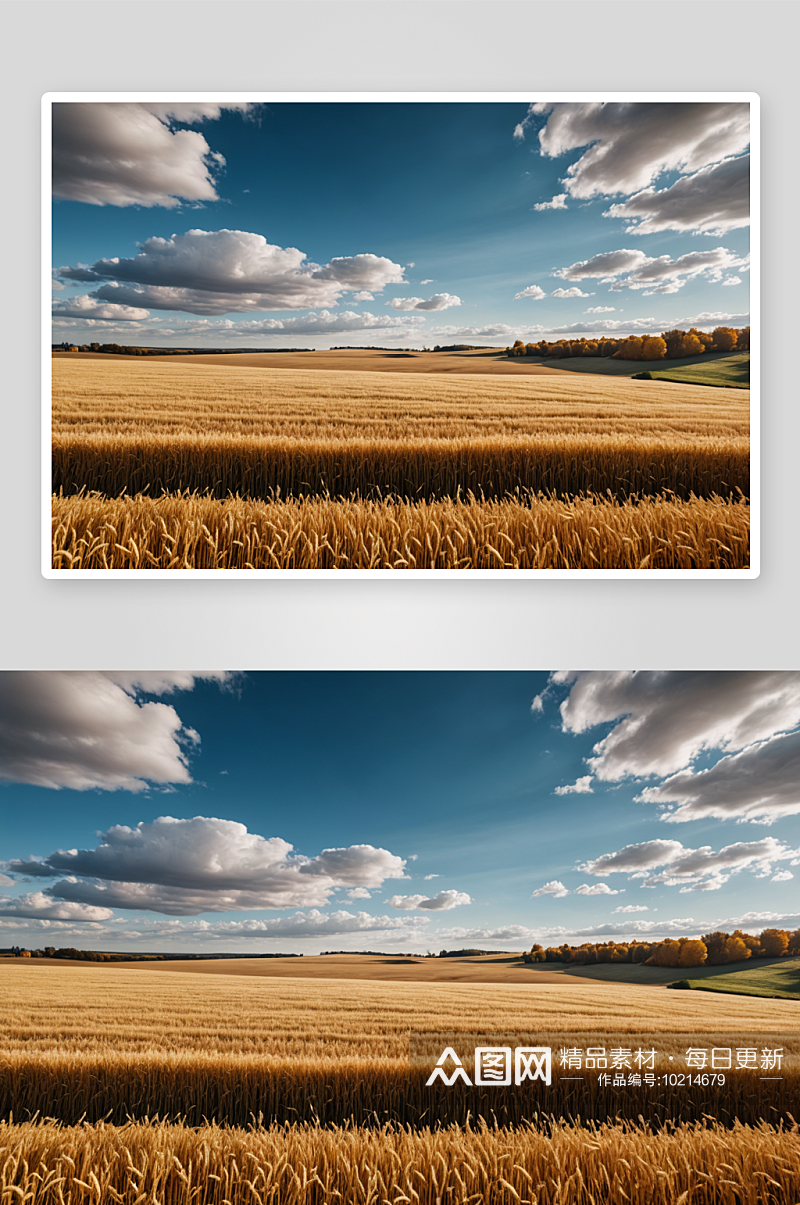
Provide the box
[506,326,749,363]
[523,927,799,970]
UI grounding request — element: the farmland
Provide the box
[680,957,800,1000]
[51,354,751,571]
[3,962,796,1202]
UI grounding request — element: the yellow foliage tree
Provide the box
[678,939,708,967]
[641,336,667,361]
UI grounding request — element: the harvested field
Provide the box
[52,491,750,570]
[50,356,752,571]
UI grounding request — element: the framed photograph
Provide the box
[2,670,796,1197]
[44,93,757,576]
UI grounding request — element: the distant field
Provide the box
[680,956,800,999]
[51,356,751,571]
[644,352,750,389]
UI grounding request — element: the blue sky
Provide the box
[1,672,797,953]
[51,100,751,349]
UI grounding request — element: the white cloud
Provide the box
[10,816,408,916]
[574,883,620,896]
[0,892,114,922]
[722,276,742,287]
[514,285,547,300]
[181,910,429,939]
[579,837,799,892]
[59,230,405,315]
[550,671,800,786]
[604,155,750,236]
[53,102,252,207]
[386,294,461,312]
[346,888,372,900]
[772,871,794,882]
[554,775,594,796]
[532,880,569,897]
[585,306,616,314]
[430,324,521,340]
[52,294,150,322]
[533,194,568,211]
[517,101,749,205]
[0,671,229,791]
[352,291,374,302]
[386,889,471,911]
[423,874,440,880]
[234,310,425,335]
[551,287,593,299]
[639,729,800,824]
[612,905,649,914]
[554,246,748,293]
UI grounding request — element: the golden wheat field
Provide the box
[3,964,797,1201]
[50,356,751,570]
[3,1117,799,1205]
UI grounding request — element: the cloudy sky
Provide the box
[1,671,797,953]
[50,99,751,349]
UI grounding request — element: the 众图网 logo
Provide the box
[426,1046,552,1087]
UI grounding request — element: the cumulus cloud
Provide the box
[554,776,594,795]
[430,324,521,340]
[579,837,799,893]
[346,888,372,900]
[516,101,749,203]
[612,905,649,914]
[551,287,593,299]
[722,277,742,287]
[532,880,569,897]
[605,154,750,236]
[9,816,407,916]
[386,293,461,312]
[0,892,114,922]
[533,194,568,211]
[53,102,253,208]
[554,246,748,293]
[58,230,405,316]
[0,671,230,791]
[514,285,547,300]
[424,874,440,880]
[386,890,471,911]
[772,870,794,883]
[549,672,800,790]
[51,294,150,321]
[638,729,800,824]
[180,910,428,938]
[233,310,424,335]
[574,883,620,896]
[585,306,616,314]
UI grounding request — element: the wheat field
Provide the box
[2,964,798,1201]
[50,357,751,571]
[3,1117,799,1205]
[2,964,795,1127]
[51,491,750,570]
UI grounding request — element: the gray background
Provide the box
[2,0,794,670]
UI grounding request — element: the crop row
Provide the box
[52,434,750,502]
[51,491,750,570]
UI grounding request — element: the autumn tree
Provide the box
[712,326,738,353]
[759,928,789,957]
[678,939,708,968]
[641,336,667,361]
